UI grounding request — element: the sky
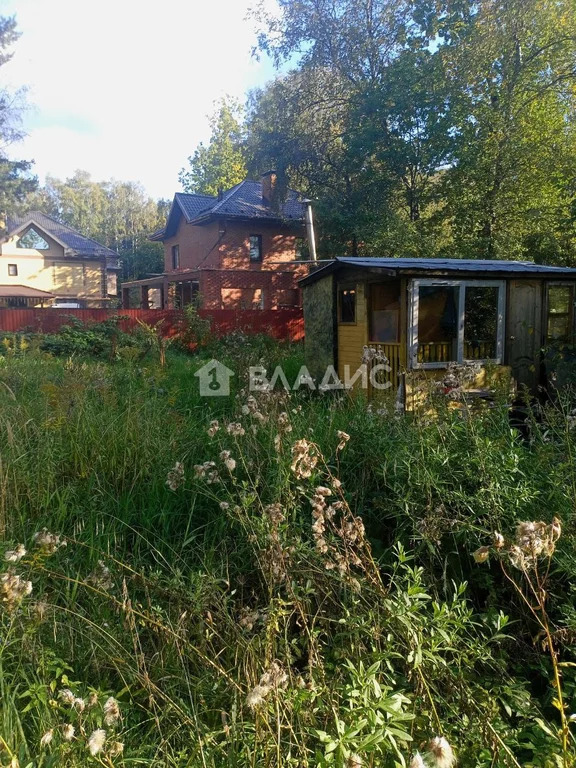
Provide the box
[1,0,281,200]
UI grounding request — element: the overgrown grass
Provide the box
[0,341,574,767]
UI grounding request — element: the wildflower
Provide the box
[87,692,99,708]
[336,430,350,452]
[246,683,270,709]
[348,755,362,768]
[550,516,562,542]
[473,546,490,564]
[493,532,505,549]
[4,544,26,563]
[508,544,526,570]
[62,724,75,741]
[40,729,54,747]
[88,729,106,755]
[277,412,292,433]
[0,570,32,610]
[87,560,114,591]
[264,503,284,525]
[220,450,236,472]
[409,754,427,768]
[239,608,260,631]
[166,461,185,492]
[227,422,246,437]
[427,736,455,768]
[73,697,86,713]
[103,696,121,726]
[207,419,220,437]
[33,529,66,554]
[219,501,230,511]
[290,439,318,479]
[109,741,124,757]
[194,461,220,484]
[58,688,75,706]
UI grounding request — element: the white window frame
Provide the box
[409,278,506,369]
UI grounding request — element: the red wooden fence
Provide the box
[0,308,304,341]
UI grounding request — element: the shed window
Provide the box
[370,282,400,343]
[410,279,505,368]
[338,287,356,323]
[249,235,262,262]
[171,245,180,270]
[546,284,574,343]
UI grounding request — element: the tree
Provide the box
[24,172,167,280]
[179,98,248,195]
[250,0,576,262]
[0,15,37,217]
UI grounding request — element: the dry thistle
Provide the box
[109,741,124,757]
[166,461,185,491]
[87,729,106,756]
[40,729,54,748]
[0,570,32,610]
[33,529,66,554]
[62,724,75,742]
[427,736,455,768]
[103,696,121,726]
[409,754,427,768]
[4,544,26,563]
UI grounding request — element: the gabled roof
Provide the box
[300,257,576,286]
[0,284,54,298]
[153,180,307,240]
[6,211,120,258]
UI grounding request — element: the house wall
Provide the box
[1,229,106,302]
[163,216,307,309]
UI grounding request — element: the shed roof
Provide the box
[300,257,576,285]
[6,212,119,259]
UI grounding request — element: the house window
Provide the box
[8,264,18,276]
[249,235,262,262]
[171,245,180,270]
[546,284,574,343]
[370,282,400,343]
[338,287,356,323]
[410,279,505,367]
[17,228,49,250]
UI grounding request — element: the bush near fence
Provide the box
[0,308,304,341]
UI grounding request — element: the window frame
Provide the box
[249,234,263,262]
[409,278,506,369]
[338,284,357,325]
[171,244,180,270]
[7,264,18,276]
[545,282,575,344]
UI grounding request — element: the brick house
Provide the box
[0,211,120,307]
[122,173,312,310]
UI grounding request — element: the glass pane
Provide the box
[339,289,356,323]
[249,236,262,261]
[370,282,400,343]
[18,228,50,250]
[464,286,499,359]
[547,286,573,341]
[417,285,459,363]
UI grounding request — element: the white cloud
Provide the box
[1,0,281,199]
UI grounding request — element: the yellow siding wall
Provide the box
[1,231,104,299]
[338,282,368,382]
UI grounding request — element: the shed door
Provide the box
[507,280,543,392]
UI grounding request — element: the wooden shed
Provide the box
[300,257,576,400]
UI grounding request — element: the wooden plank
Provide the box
[506,280,543,391]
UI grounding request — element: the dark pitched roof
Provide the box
[300,256,576,285]
[154,180,306,240]
[6,211,120,258]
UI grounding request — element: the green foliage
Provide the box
[0,346,575,765]
[179,98,248,195]
[244,0,576,261]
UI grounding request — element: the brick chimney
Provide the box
[261,170,277,207]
